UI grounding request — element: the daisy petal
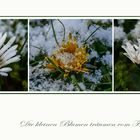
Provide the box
[0,67,12,72]
[1,45,18,59]
[2,50,17,61]
[122,40,140,64]
[0,34,20,77]
[0,72,8,76]
[0,36,16,56]
[4,55,20,66]
[0,33,7,49]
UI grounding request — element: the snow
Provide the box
[84,69,103,84]
[101,51,112,67]
[30,19,112,60]
[29,19,112,91]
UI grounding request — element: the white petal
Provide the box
[0,33,7,49]
[134,44,139,50]
[122,40,140,64]
[2,50,17,61]
[1,45,18,59]
[123,53,136,63]
[4,55,20,66]
[122,43,135,59]
[0,72,8,76]
[0,67,12,72]
[126,42,136,53]
[137,39,140,47]
[137,53,140,64]
[0,36,16,56]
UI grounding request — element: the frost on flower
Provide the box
[122,40,140,65]
[45,33,88,77]
[0,33,20,76]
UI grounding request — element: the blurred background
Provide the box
[0,19,28,91]
[114,19,140,91]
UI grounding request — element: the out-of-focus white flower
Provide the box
[130,21,140,38]
[122,39,140,64]
[0,33,20,76]
[114,26,126,40]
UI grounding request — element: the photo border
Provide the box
[0,16,140,94]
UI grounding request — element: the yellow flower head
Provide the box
[46,33,88,76]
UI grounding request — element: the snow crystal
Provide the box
[84,69,103,84]
[88,50,99,60]
[30,68,76,91]
[89,26,112,46]
[30,19,112,60]
[101,51,112,67]
[55,52,75,65]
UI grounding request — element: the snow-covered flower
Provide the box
[122,39,140,64]
[0,33,20,76]
[29,19,112,91]
[45,33,88,77]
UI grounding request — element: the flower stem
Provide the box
[84,26,100,43]
[18,33,28,54]
[32,45,45,53]
[30,60,42,66]
[51,20,60,47]
[57,19,66,41]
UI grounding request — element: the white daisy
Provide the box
[122,39,140,65]
[0,33,20,76]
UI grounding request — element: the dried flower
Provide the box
[46,33,88,76]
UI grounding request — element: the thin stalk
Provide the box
[30,60,42,66]
[57,19,66,41]
[46,56,64,74]
[51,20,60,47]
[96,82,112,85]
[18,33,28,54]
[32,45,45,53]
[84,26,100,43]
